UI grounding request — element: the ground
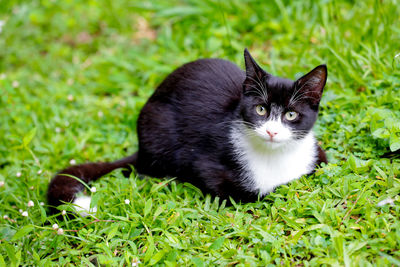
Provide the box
[0,0,399,266]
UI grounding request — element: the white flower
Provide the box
[69,159,76,165]
[27,200,34,207]
[90,187,96,193]
[52,223,59,230]
[57,228,64,235]
[377,198,394,207]
[0,181,4,187]
[37,169,43,174]
[97,111,104,118]
[131,258,141,267]
[21,211,28,217]
[124,199,130,205]
[3,215,9,219]
[55,127,61,133]
[67,94,74,101]
[0,20,5,34]
[19,209,23,213]
[0,73,6,80]
[16,172,21,177]
[61,210,66,215]
[12,80,19,88]
[40,202,44,206]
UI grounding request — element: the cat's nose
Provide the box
[266,130,278,137]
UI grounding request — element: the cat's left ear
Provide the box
[295,64,327,106]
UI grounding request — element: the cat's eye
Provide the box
[285,111,298,121]
[255,105,267,116]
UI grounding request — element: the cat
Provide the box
[47,49,327,214]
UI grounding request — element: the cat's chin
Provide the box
[262,139,290,150]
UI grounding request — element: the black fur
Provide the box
[47,49,328,212]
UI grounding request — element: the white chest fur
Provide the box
[231,127,318,196]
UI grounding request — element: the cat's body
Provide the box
[48,49,327,213]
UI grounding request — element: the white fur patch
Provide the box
[73,196,97,217]
[231,123,317,196]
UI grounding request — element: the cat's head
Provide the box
[240,48,327,149]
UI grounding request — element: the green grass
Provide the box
[1,0,399,265]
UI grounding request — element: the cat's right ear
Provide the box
[243,48,268,93]
[244,48,267,81]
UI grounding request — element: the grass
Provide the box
[0,0,399,265]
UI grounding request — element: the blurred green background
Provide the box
[0,0,399,265]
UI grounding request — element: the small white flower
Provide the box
[55,127,61,133]
[124,199,130,205]
[40,202,44,206]
[97,111,104,118]
[377,198,394,207]
[67,94,74,101]
[69,159,76,165]
[12,80,19,88]
[29,186,34,190]
[0,181,4,187]
[27,200,34,207]
[52,223,59,230]
[90,187,96,193]
[19,209,23,213]
[61,210,66,215]
[37,169,42,174]
[0,73,5,79]
[3,215,9,219]
[16,172,22,177]
[0,20,5,34]
[57,228,64,235]
[21,211,28,217]
[131,259,141,267]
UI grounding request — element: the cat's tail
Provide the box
[47,153,138,214]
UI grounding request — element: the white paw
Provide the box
[73,196,97,217]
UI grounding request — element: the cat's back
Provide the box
[148,58,245,108]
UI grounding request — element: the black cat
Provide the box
[48,49,327,214]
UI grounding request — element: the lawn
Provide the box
[0,0,399,265]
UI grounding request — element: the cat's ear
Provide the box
[243,48,269,93]
[294,64,327,106]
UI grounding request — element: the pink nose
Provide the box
[266,130,277,137]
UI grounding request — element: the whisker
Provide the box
[245,76,268,102]
[216,120,257,129]
[244,85,268,102]
[289,81,322,106]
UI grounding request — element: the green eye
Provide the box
[255,105,267,116]
[285,111,298,121]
